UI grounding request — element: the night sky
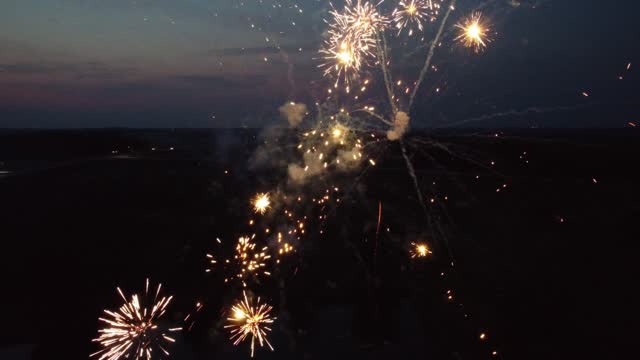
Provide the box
[1,0,639,128]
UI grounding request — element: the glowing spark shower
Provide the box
[234,236,271,282]
[320,37,364,89]
[455,12,490,52]
[225,291,275,358]
[344,0,388,38]
[319,0,387,89]
[392,0,440,36]
[206,235,271,287]
[91,279,181,360]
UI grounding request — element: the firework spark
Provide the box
[253,193,271,214]
[392,0,439,36]
[276,232,295,257]
[411,242,432,258]
[206,235,271,286]
[225,291,276,357]
[235,236,271,279]
[455,12,490,52]
[91,279,181,360]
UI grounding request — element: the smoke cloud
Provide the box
[386,111,410,141]
[287,151,325,184]
[279,102,308,127]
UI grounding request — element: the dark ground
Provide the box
[0,128,638,359]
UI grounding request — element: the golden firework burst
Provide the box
[411,242,432,258]
[392,0,440,36]
[319,0,386,89]
[225,291,276,357]
[253,193,271,214]
[455,12,490,52]
[91,279,181,360]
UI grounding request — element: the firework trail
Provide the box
[436,104,597,128]
[409,0,456,108]
[399,140,425,214]
[375,32,398,115]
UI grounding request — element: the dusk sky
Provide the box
[1,0,639,128]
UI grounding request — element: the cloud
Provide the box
[0,63,60,74]
[278,102,307,127]
[0,37,68,59]
[0,61,136,79]
[173,74,272,91]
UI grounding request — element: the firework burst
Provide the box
[344,0,388,39]
[225,291,276,357]
[319,0,387,90]
[330,122,351,142]
[253,193,271,214]
[91,279,181,360]
[392,0,440,36]
[455,12,490,52]
[410,242,432,258]
[319,35,364,90]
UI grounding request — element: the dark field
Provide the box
[0,129,638,359]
